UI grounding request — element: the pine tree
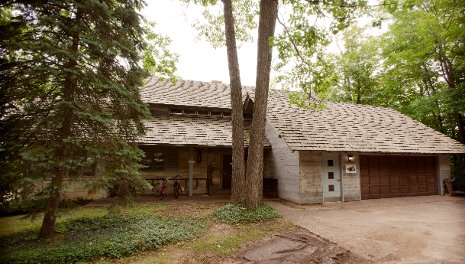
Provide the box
[0,0,167,237]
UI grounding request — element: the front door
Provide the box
[222,154,232,189]
[322,153,341,202]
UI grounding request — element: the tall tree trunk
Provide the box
[39,10,81,238]
[244,0,278,209]
[456,113,465,144]
[39,168,65,237]
[222,0,245,204]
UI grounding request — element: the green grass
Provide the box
[213,203,280,225]
[0,202,288,264]
[0,204,206,264]
[0,207,107,236]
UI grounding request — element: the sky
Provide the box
[141,1,385,87]
[141,1,258,86]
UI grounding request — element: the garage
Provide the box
[360,155,437,199]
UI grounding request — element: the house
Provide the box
[138,78,267,196]
[138,77,465,203]
[264,89,465,203]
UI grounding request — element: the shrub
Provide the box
[0,198,93,217]
[0,212,206,263]
[213,203,280,225]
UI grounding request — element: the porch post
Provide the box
[188,147,194,197]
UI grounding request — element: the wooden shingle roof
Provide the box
[267,89,465,154]
[139,115,266,147]
[141,77,249,109]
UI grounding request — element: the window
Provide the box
[142,150,179,171]
[328,172,334,179]
[169,108,183,115]
[328,185,334,192]
[184,109,196,115]
[327,160,334,166]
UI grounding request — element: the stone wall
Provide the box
[299,151,323,204]
[340,153,361,201]
[264,121,300,203]
[64,179,107,199]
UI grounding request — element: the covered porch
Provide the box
[139,145,233,197]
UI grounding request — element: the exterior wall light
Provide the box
[347,154,355,162]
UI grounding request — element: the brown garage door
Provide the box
[360,155,437,199]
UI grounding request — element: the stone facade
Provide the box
[299,151,323,203]
[264,121,300,203]
[340,153,361,201]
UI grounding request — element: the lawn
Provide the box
[0,202,292,264]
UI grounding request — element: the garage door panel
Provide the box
[380,176,390,185]
[390,186,400,195]
[409,175,418,185]
[400,176,409,185]
[370,186,380,196]
[390,176,400,185]
[400,185,410,194]
[417,185,428,193]
[361,155,438,199]
[380,186,390,197]
[428,184,437,193]
[427,176,436,184]
[417,175,426,184]
[361,176,369,185]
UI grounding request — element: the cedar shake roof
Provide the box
[140,77,250,109]
[267,89,465,154]
[139,115,265,147]
[138,78,265,147]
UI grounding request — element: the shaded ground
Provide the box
[226,231,368,264]
[86,195,367,264]
[270,195,465,264]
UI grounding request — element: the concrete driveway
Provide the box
[269,196,465,264]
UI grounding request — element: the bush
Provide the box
[0,198,93,217]
[0,212,206,264]
[213,203,280,225]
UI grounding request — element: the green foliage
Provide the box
[213,203,279,225]
[143,22,178,81]
[329,26,382,105]
[274,1,368,107]
[0,198,93,217]
[182,0,258,48]
[324,0,465,189]
[0,212,206,263]
[0,0,177,235]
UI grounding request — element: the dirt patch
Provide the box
[209,223,235,236]
[224,230,369,264]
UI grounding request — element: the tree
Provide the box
[222,0,246,203]
[0,0,174,237]
[378,0,465,190]
[243,0,278,208]
[185,0,366,208]
[380,0,465,143]
[330,26,381,105]
[183,0,257,204]
[324,0,465,190]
